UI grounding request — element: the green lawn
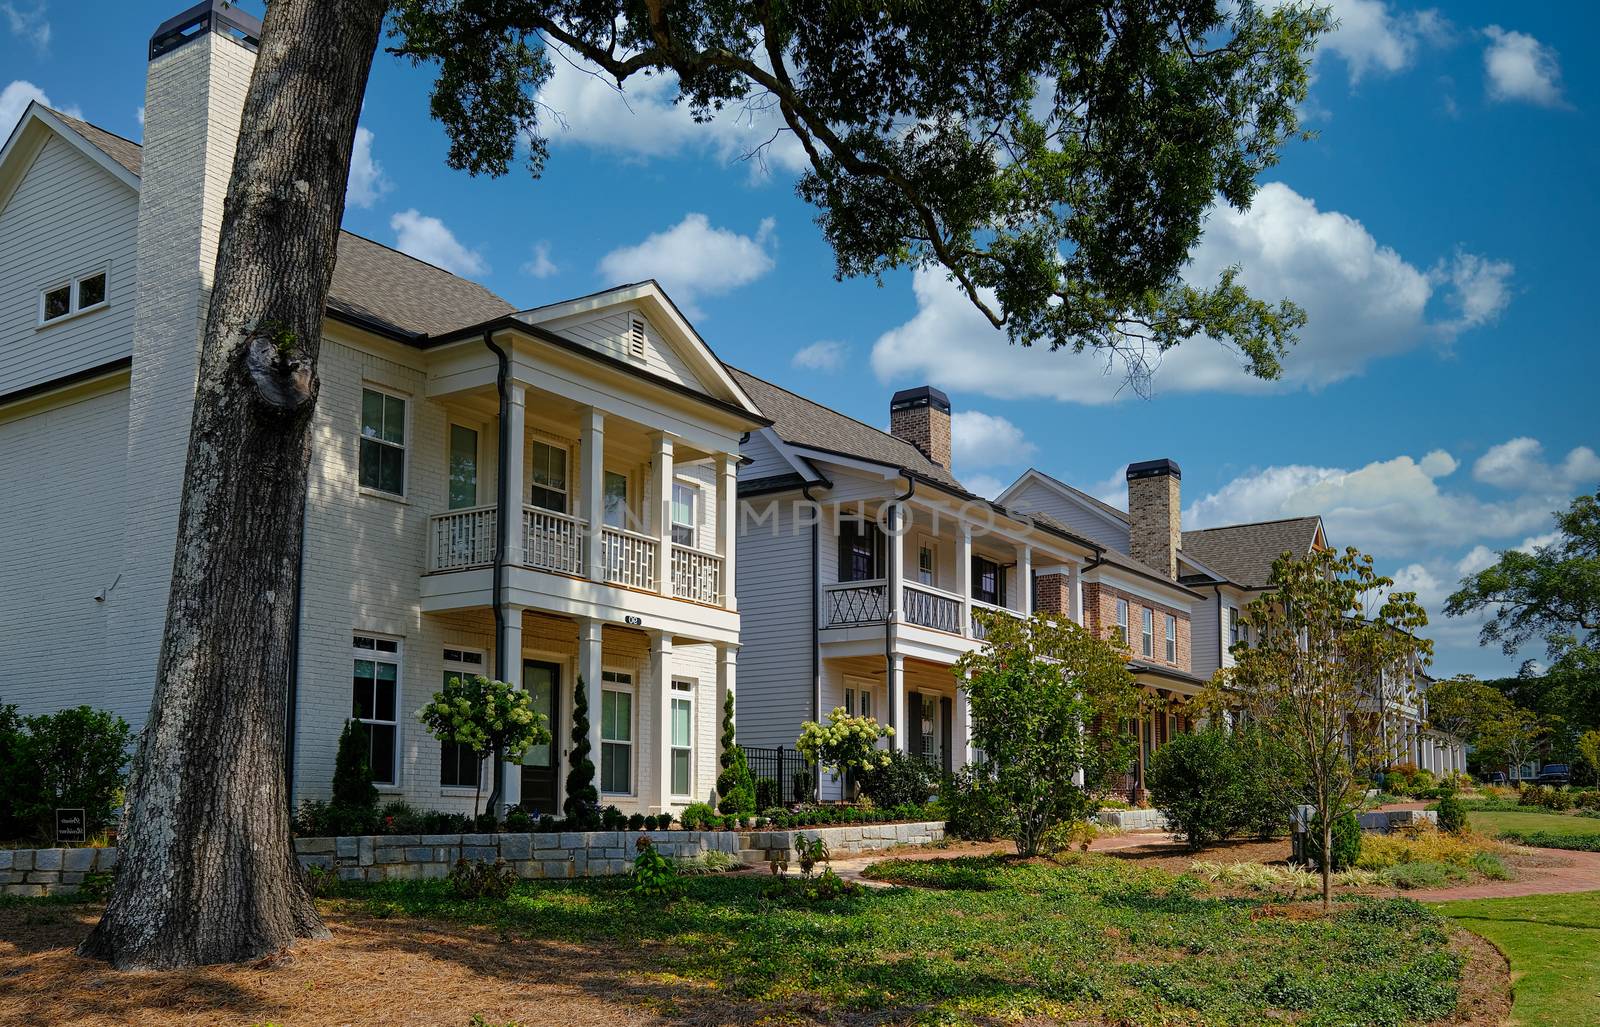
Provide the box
[330,854,1467,1026]
[1471,810,1600,850]
[1432,891,1600,1027]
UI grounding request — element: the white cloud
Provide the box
[1455,530,1560,578]
[1267,0,1449,84]
[872,183,1512,403]
[1483,26,1566,107]
[389,209,489,277]
[521,240,558,279]
[2,2,50,55]
[344,126,391,209]
[596,213,776,317]
[535,59,807,180]
[135,105,143,127]
[0,79,48,140]
[792,340,848,372]
[963,474,1007,501]
[951,411,1036,470]
[1472,437,1600,491]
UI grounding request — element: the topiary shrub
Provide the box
[859,750,937,809]
[715,691,757,814]
[1435,789,1468,835]
[333,717,379,811]
[1147,729,1244,848]
[564,677,601,828]
[1304,810,1362,871]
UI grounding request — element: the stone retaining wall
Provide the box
[1094,808,1170,831]
[737,821,945,864]
[1357,809,1438,833]
[293,830,743,882]
[0,845,117,897]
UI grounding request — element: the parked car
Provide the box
[1535,764,1572,786]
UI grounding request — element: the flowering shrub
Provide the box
[796,708,893,778]
[417,674,550,823]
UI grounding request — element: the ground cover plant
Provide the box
[1432,891,1600,1027]
[1468,809,1600,851]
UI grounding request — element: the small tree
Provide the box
[564,676,599,825]
[1426,675,1514,750]
[1575,730,1600,787]
[797,708,893,792]
[1147,729,1244,848]
[1477,707,1546,784]
[418,675,550,824]
[716,690,755,814]
[1213,546,1431,909]
[331,718,378,813]
[956,611,1144,858]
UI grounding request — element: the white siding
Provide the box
[547,309,700,389]
[0,134,138,396]
[734,498,815,747]
[739,429,795,481]
[0,385,130,718]
[1007,478,1130,552]
[1190,590,1222,678]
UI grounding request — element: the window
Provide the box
[1115,598,1129,645]
[917,541,937,586]
[837,517,885,582]
[352,634,401,786]
[600,671,633,794]
[972,555,1003,605]
[1165,614,1177,663]
[529,440,568,513]
[671,481,698,546]
[603,471,629,529]
[439,648,485,787]
[845,682,874,719]
[859,688,872,720]
[38,269,108,325]
[358,387,406,496]
[1229,608,1245,647]
[448,424,478,509]
[1141,608,1154,657]
[670,679,693,796]
[844,686,856,716]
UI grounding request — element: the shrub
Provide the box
[503,807,533,833]
[1355,827,1495,871]
[796,709,892,784]
[1494,830,1600,852]
[1381,861,1460,889]
[1233,724,1294,839]
[859,750,937,809]
[600,805,626,830]
[1434,790,1467,835]
[563,677,600,827]
[754,776,780,810]
[628,813,646,831]
[1304,810,1361,871]
[1147,729,1244,848]
[6,705,132,840]
[657,810,673,829]
[630,836,679,898]
[332,718,379,813]
[942,768,1014,841]
[447,857,516,900]
[715,693,757,814]
[679,802,717,831]
[0,703,24,839]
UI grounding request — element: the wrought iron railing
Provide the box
[825,580,888,626]
[903,583,963,634]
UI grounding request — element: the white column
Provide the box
[956,526,973,637]
[500,608,524,810]
[1018,544,1033,616]
[503,383,526,569]
[651,630,674,810]
[717,452,739,610]
[887,501,905,618]
[888,652,908,753]
[1070,559,1084,626]
[578,616,604,789]
[953,671,974,770]
[580,407,605,582]
[653,432,675,596]
[716,644,737,792]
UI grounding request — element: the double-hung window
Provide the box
[359,388,406,496]
[1230,608,1246,647]
[1141,608,1154,657]
[1115,598,1129,645]
[600,671,634,794]
[529,440,568,513]
[671,481,699,546]
[352,634,401,785]
[603,471,629,529]
[837,517,885,582]
[917,541,937,586]
[972,556,1002,605]
[670,679,694,797]
[1165,614,1178,663]
[439,647,485,787]
[39,268,108,325]
[447,424,479,509]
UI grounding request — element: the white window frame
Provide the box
[669,678,694,798]
[37,265,110,327]
[1141,607,1154,658]
[671,480,700,548]
[351,632,403,788]
[529,435,571,514]
[844,676,876,721]
[1230,607,1245,646]
[446,420,484,511]
[916,536,938,587]
[603,468,631,530]
[1165,614,1177,663]
[1115,598,1129,645]
[600,669,635,796]
[358,384,409,500]
[439,646,486,790]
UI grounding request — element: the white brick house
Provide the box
[0,3,765,817]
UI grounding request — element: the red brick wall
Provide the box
[1082,581,1191,672]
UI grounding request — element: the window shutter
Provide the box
[909,692,924,753]
[940,696,954,773]
[628,317,647,359]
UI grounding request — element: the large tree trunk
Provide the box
[81,1,389,969]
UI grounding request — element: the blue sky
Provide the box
[3,1,1595,678]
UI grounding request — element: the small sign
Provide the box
[56,808,87,844]
[624,615,643,626]
[334,856,358,868]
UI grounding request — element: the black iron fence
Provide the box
[740,745,811,805]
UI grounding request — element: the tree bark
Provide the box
[81,1,389,969]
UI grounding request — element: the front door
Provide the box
[520,660,561,814]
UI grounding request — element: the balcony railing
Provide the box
[673,546,724,605]
[969,600,1014,640]
[903,583,962,634]
[825,580,888,626]
[600,526,657,591]
[524,506,584,575]
[429,505,496,571]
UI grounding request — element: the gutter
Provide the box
[484,330,512,811]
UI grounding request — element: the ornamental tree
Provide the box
[797,708,893,786]
[956,611,1144,858]
[418,674,551,823]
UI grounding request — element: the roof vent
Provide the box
[628,317,647,359]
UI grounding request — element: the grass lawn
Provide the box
[1432,891,1600,1027]
[1470,810,1600,851]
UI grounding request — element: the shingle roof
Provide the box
[1180,516,1324,589]
[49,109,517,339]
[727,366,967,492]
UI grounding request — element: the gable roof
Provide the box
[1180,516,1325,589]
[1027,511,1202,598]
[44,107,517,340]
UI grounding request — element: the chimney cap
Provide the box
[1126,458,1181,481]
[151,1,262,61]
[889,385,951,414]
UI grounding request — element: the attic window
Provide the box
[627,317,647,360]
[39,269,108,326]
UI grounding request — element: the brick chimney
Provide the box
[889,386,952,468]
[1126,459,1181,580]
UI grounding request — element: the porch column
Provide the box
[717,452,739,610]
[580,407,605,582]
[1018,544,1033,617]
[956,525,973,637]
[651,630,674,810]
[953,671,974,770]
[500,607,525,810]
[888,652,908,752]
[1069,559,1084,626]
[715,643,737,766]
[887,501,905,621]
[653,432,675,596]
[578,616,604,780]
[503,384,526,570]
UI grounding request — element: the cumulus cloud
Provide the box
[535,59,807,180]
[1483,26,1566,107]
[1472,438,1600,491]
[792,340,848,372]
[521,240,558,279]
[951,411,1036,470]
[962,474,1007,501]
[0,79,48,139]
[389,209,489,277]
[872,183,1512,403]
[2,2,50,55]
[597,213,776,317]
[1274,0,1450,84]
[344,126,392,209]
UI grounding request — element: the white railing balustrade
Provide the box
[524,506,584,575]
[601,526,657,591]
[903,583,963,634]
[428,506,496,572]
[672,546,724,605]
[825,580,888,626]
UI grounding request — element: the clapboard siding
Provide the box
[1006,478,1130,552]
[739,429,794,481]
[0,135,138,397]
[734,497,815,747]
[546,309,700,390]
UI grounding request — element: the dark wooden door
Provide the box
[519,660,561,814]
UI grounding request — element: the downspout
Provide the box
[484,330,512,810]
[801,482,822,798]
[284,501,307,812]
